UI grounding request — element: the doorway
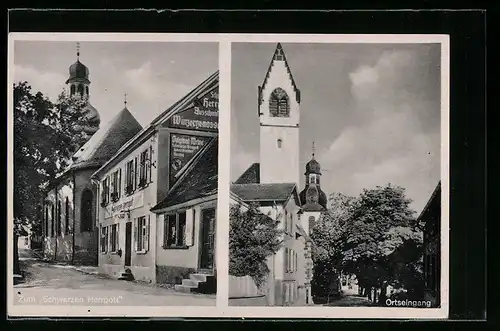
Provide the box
[199,208,216,271]
[125,222,132,267]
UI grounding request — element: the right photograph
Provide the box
[228,42,442,308]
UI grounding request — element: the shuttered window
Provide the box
[135,216,149,252]
[164,211,190,248]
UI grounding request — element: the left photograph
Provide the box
[11,40,219,306]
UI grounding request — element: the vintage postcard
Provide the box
[8,33,449,319]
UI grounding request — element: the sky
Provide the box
[230,42,442,214]
[13,41,219,127]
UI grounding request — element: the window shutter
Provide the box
[118,168,122,198]
[185,209,194,246]
[117,223,120,250]
[145,215,150,252]
[149,146,153,182]
[108,226,112,252]
[134,158,137,190]
[145,150,149,183]
[162,214,167,247]
[285,248,288,272]
[133,218,138,252]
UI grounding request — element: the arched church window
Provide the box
[309,174,317,184]
[85,86,89,96]
[81,189,93,232]
[70,85,76,96]
[269,88,290,118]
[277,138,282,148]
[77,84,84,96]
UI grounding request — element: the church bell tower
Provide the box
[66,42,100,137]
[258,43,301,185]
[299,142,327,234]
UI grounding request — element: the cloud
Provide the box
[230,112,259,181]
[320,49,440,213]
[124,61,192,100]
[13,65,66,101]
[121,61,196,125]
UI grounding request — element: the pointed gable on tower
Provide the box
[258,43,301,116]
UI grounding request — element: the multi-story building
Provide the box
[92,71,218,294]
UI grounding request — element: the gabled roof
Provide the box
[259,43,301,112]
[230,183,298,205]
[71,107,143,169]
[50,107,142,186]
[234,163,260,184]
[93,70,219,178]
[150,138,218,212]
[418,181,441,221]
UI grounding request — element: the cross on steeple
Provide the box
[76,42,80,59]
[124,93,128,108]
[312,141,315,158]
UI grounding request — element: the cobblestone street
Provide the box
[14,249,215,306]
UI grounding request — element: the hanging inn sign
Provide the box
[167,88,219,133]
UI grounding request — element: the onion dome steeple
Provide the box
[66,42,100,136]
[299,142,328,211]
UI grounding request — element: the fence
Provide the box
[229,275,266,298]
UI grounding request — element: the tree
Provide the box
[13,81,92,275]
[229,203,283,287]
[341,184,421,304]
[310,192,356,302]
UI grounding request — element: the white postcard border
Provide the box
[8,32,450,319]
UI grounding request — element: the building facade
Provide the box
[92,71,218,293]
[422,181,441,307]
[230,44,326,306]
[41,49,142,265]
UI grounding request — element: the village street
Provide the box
[14,249,216,306]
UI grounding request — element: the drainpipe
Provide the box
[72,171,76,264]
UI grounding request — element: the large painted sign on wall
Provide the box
[104,191,144,219]
[167,88,219,132]
[170,133,212,186]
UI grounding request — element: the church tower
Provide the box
[299,143,327,234]
[66,42,100,137]
[258,43,301,185]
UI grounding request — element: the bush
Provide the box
[229,203,282,287]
